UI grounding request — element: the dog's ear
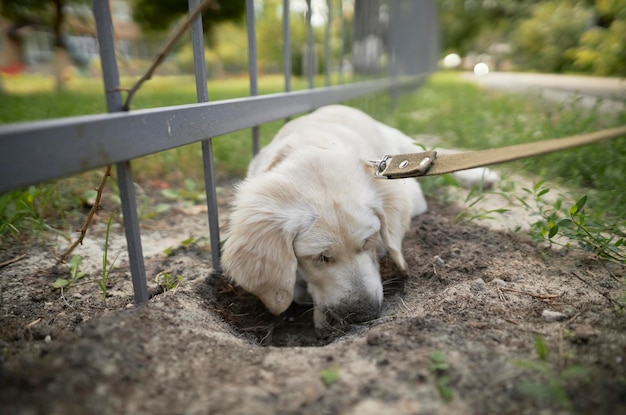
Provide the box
[221,178,298,315]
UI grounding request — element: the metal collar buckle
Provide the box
[371,151,437,179]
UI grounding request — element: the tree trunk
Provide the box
[52,0,68,91]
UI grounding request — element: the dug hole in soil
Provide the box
[0,177,625,415]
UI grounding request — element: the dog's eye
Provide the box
[318,252,332,264]
[361,237,374,251]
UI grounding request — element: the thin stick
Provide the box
[0,254,26,269]
[499,287,561,300]
[121,0,216,111]
[57,165,112,263]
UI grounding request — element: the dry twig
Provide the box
[57,165,112,263]
[0,254,26,269]
[499,287,561,300]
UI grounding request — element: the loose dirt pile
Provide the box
[1,182,624,415]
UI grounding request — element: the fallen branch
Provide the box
[57,165,112,263]
[120,0,217,111]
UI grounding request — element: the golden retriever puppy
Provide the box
[221,105,496,331]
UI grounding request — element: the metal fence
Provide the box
[0,0,439,304]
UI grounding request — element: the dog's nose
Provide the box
[343,303,382,324]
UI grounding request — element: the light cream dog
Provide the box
[222,105,497,330]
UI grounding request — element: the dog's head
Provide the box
[221,149,411,328]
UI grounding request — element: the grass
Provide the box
[1,71,625,240]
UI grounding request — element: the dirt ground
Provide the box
[1,177,625,415]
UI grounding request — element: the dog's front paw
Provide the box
[453,167,500,189]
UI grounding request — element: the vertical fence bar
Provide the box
[389,0,400,108]
[282,0,292,123]
[188,0,221,273]
[338,0,345,84]
[305,0,314,89]
[189,0,209,102]
[246,0,260,155]
[324,0,331,87]
[282,0,291,94]
[92,0,148,304]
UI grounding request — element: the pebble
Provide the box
[472,278,486,291]
[366,331,383,346]
[541,310,567,322]
[44,335,52,343]
[433,255,445,266]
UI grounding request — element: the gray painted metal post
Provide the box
[246,0,260,155]
[283,0,291,94]
[305,0,314,89]
[338,0,345,84]
[324,0,331,87]
[188,0,222,273]
[389,0,400,107]
[92,0,148,304]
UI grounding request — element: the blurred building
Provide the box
[0,0,139,75]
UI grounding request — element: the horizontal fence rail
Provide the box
[0,76,426,193]
[0,0,439,303]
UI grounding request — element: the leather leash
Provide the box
[372,125,626,179]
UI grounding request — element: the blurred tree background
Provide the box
[440,0,626,76]
[2,0,624,86]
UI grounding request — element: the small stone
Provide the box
[472,278,486,291]
[433,255,445,266]
[541,310,567,322]
[44,335,52,343]
[366,331,383,346]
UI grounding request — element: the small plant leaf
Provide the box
[320,368,340,386]
[570,195,588,215]
[436,376,455,402]
[161,189,179,199]
[52,278,69,288]
[181,237,195,246]
[154,203,171,213]
[558,218,574,228]
[548,224,559,239]
[429,350,450,372]
[537,188,550,197]
[69,255,82,269]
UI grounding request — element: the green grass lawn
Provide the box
[1,71,625,240]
